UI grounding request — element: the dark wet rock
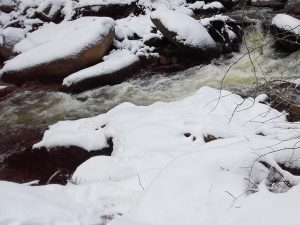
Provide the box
[202,16,243,53]
[270,14,300,52]
[257,81,300,122]
[0,138,113,185]
[73,1,144,20]
[0,85,16,99]
[249,0,287,10]
[187,0,236,10]
[0,0,15,13]
[205,0,235,10]
[286,2,300,19]
[203,134,220,142]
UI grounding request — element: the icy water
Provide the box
[0,20,300,163]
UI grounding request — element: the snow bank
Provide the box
[0,17,114,75]
[272,14,300,35]
[35,87,285,154]
[2,87,300,225]
[63,50,140,88]
[151,9,216,48]
[109,136,300,225]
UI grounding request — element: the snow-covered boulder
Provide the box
[151,9,219,60]
[271,14,300,52]
[0,17,115,84]
[63,50,141,92]
[0,27,25,60]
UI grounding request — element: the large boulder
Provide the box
[0,17,115,84]
[151,9,219,60]
[271,14,300,52]
[63,50,141,93]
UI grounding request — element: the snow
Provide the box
[63,50,140,88]
[0,27,25,47]
[2,87,300,225]
[0,17,115,74]
[113,14,158,57]
[200,14,235,27]
[202,1,224,10]
[188,1,205,10]
[272,14,300,35]
[151,9,216,48]
[35,86,286,154]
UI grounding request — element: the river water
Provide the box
[0,12,299,163]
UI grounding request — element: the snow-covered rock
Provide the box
[151,9,219,60]
[36,0,66,23]
[271,14,300,52]
[0,27,25,60]
[0,17,115,83]
[63,50,141,92]
[0,0,15,13]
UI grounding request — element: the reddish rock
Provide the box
[0,138,113,185]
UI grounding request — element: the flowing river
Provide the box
[0,8,299,167]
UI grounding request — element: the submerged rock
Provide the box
[0,17,115,84]
[151,9,219,60]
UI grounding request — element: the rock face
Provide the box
[0,17,115,84]
[271,14,300,52]
[63,50,141,93]
[151,9,219,61]
[249,0,287,10]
